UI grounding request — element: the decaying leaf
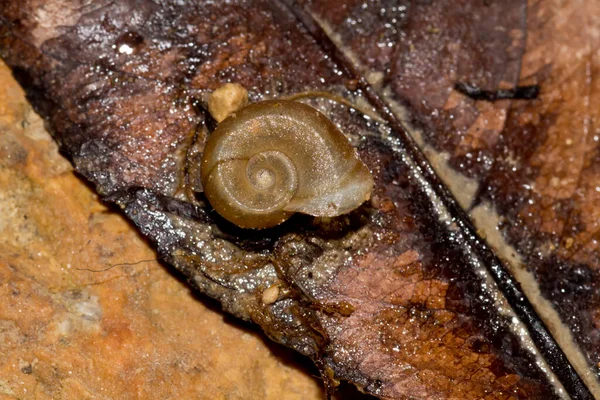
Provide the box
[303,0,600,396]
[0,1,597,399]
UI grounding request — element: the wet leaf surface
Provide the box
[304,0,600,396]
[0,1,596,399]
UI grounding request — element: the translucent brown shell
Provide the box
[200,100,374,229]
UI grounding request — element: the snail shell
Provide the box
[200,100,373,229]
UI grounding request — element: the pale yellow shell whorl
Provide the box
[200,100,373,229]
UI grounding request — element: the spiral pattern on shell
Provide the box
[200,100,374,229]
